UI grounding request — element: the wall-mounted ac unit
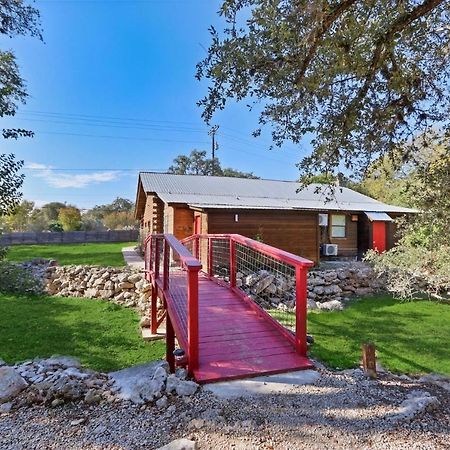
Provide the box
[318,214,329,227]
[322,244,338,256]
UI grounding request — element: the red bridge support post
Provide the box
[295,266,308,356]
[187,266,200,374]
[166,313,175,373]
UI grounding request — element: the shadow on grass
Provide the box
[0,294,164,372]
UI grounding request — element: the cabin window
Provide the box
[331,214,346,238]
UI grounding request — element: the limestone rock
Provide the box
[0,367,28,403]
[157,439,197,450]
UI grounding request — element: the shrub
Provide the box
[365,245,450,300]
[0,246,8,261]
[0,261,43,296]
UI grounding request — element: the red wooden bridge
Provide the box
[144,233,314,383]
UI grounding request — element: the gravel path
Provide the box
[1,369,449,450]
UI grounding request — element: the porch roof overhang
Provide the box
[364,211,394,222]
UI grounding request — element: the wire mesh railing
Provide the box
[182,234,313,355]
[234,242,297,331]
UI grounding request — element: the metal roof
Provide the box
[139,172,416,214]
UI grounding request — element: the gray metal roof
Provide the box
[139,172,415,214]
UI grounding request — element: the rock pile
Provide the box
[44,265,152,314]
[0,356,113,411]
[0,357,199,412]
[235,262,383,312]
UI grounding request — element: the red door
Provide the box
[194,215,201,235]
[372,221,387,253]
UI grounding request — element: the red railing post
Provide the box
[230,237,236,288]
[150,237,160,334]
[163,239,170,291]
[295,266,308,356]
[187,266,200,373]
[154,237,160,280]
[208,237,213,277]
[195,235,200,260]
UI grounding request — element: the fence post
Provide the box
[230,237,236,288]
[295,266,308,356]
[187,266,200,373]
[208,237,213,277]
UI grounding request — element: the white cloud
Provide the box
[26,162,122,189]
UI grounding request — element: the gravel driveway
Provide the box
[1,369,449,450]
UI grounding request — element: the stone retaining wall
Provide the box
[44,265,151,314]
[30,260,381,315]
[236,262,383,312]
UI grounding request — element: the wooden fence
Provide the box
[0,230,139,246]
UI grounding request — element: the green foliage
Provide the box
[168,149,259,178]
[103,211,137,230]
[0,294,165,371]
[0,154,25,216]
[6,242,134,267]
[0,261,43,295]
[365,246,450,300]
[4,199,34,231]
[83,197,135,230]
[197,1,450,179]
[0,0,42,138]
[58,206,82,231]
[305,296,450,376]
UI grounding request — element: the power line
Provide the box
[20,108,302,155]
[23,168,165,171]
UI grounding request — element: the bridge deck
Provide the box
[170,272,313,383]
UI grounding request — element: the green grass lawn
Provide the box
[0,294,164,372]
[6,242,135,266]
[272,296,450,376]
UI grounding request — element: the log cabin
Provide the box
[134,172,415,264]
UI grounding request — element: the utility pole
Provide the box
[208,125,219,176]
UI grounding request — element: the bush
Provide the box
[0,261,43,295]
[365,245,450,300]
[0,246,8,261]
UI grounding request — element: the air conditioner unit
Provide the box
[318,214,329,227]
[322,244,338,256]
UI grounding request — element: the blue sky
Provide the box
[1,0,308,209]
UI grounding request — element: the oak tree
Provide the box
[0,0,41,139]
[197,0,450,179]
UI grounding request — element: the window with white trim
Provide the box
[331,214,346,238]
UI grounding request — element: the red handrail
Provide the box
[145,233,201,373]
[182,233,314,269]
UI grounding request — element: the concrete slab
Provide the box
[122,246,144,270]
[203,369,321,399]
[142,327,166,341]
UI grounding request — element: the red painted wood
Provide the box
[372,221,387,253]
[166,313,175,373]
[208,238,213,277]
[194,215,201,234]
[147,234,314,384]
[295,266,308,356]
[187,267,200,373]
[230,238,236,288]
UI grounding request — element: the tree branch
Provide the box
[294,0,358,86]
